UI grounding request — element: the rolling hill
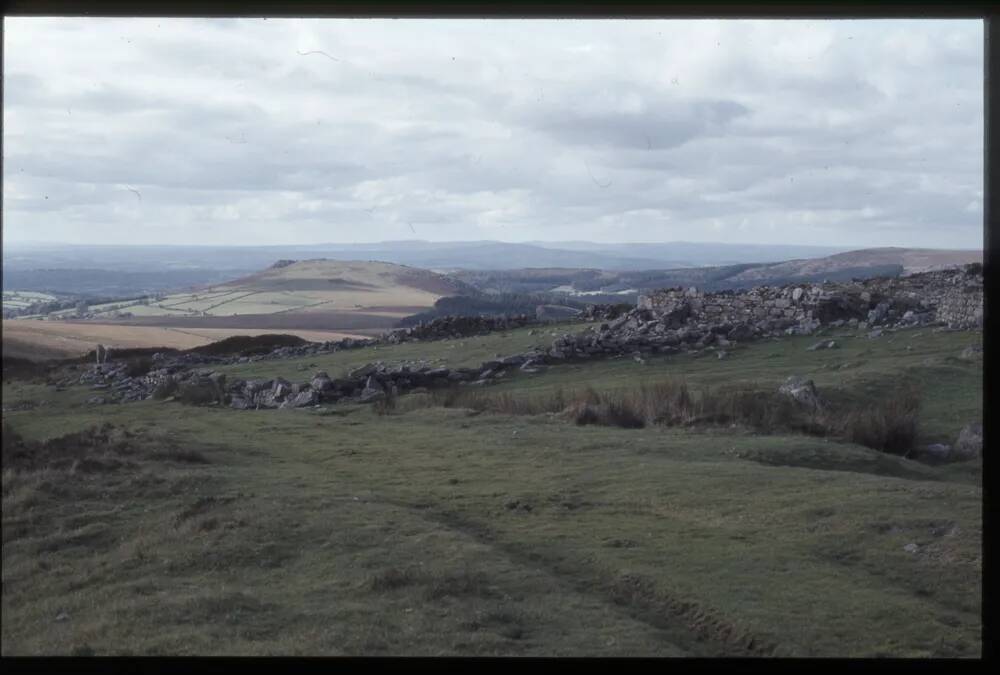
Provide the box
[4,260,473,360]
[454,247,983,298]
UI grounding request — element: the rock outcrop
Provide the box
[60,264,981,412]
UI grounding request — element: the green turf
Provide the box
[216,323,600,381]
[1,325,982,656]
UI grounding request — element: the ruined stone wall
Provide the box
[637,264,983,332]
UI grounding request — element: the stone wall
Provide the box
[637,264,983,333]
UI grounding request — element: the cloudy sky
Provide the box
[2,18,984,248]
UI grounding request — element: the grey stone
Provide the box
[778,376,822,410]
[953,423,982,460]
[311,374,333,391]
[358,387,386,403]
[807,340,838,351]
[919,444,952,462]
[281,389,319,409]
[958,345,983,361]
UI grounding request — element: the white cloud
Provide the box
[1,17,984,248]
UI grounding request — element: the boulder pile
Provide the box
[384,314,536,343]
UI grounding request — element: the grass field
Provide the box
[1,323,982,656]
[3,291,59,313]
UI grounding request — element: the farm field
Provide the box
[2,260,464,361]
[3,291,58,312]
[1,320,366,361]
[54,260,463,322]
[1,322,982,657]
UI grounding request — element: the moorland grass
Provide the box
[0,324,982,656]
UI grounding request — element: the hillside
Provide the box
[2,314,982,656]
[455,247,983,298]
[727,247,983,282]
[3,261,473,360]
[2,241,855,295]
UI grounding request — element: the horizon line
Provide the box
[1,239,983,252]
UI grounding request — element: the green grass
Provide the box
[1,324,982,657]
[216,323,599,380]
[477,327,982,445]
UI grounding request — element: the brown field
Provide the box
[2,320,368,361]
[3,261,457,362]
[94,310,410,331]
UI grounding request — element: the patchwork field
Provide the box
[46,260,465,322]
[3,260,468,361]
[3,290,59,312]
[1,322,982,656]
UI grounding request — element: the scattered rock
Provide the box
[807,340,838,351]
[919,444,952,462]
[953,423,982,460]
[778,376,822,410]
[903,543,919,554]
[958,345,983,361]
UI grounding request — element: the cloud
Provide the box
[1,17,984,249]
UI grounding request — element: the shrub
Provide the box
[568,401,602,426]
[603,397,646,428]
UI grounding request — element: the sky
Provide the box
[2,17,985,248]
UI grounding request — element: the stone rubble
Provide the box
[58,264,982,414]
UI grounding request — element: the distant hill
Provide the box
[725,247,984,282]
[453,247,983,297]
[216,258,472,300]
[2,240,857,294]
[90,259,477,324]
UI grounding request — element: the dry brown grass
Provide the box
[837,385,922,456]
[401,378,923,454]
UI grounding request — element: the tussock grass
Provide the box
[367,566,420,592]
[424,569,497,600]
[838,384,921,456]
[372,387,398,416]
[401,378,924,454]
[175,382,220,406]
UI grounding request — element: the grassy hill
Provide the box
[55,260,470,322]
[1,320,981,656]
[4,261,474,360]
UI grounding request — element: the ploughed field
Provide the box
[1,323,982,656]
